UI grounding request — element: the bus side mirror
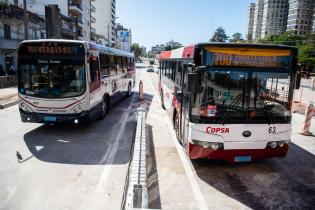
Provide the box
[295,72,301,89]
[187,73,198,93]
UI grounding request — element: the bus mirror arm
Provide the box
[195,66,207,72]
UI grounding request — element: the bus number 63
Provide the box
[269,127,276,134]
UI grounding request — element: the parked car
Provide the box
[147,66,155,72]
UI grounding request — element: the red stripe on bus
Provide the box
[182,45,195,59]
[19,95,86,109]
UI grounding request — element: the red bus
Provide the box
[159,43,300,162]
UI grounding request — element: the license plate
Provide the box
[234,156,252,162]
[44,116,56,122]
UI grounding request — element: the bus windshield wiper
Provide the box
[217,94,243,125]
[256,93,275,124]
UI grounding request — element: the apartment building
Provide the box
[93,0,116,47]
[247,3,256,40]
[15,0,95,41]
[0,1,45,73]
[253,0,264,39]
[261,0,289,38]
[287,0,315,35]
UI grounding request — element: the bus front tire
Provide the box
[98,96,108,120]
[174,112,181,142]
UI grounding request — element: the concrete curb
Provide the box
[0,99,18,109]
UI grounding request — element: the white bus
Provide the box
[17,40,135,124]
[159,43,300,162]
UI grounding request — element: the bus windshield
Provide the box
[190,69,292,124]
[18,42,86,98]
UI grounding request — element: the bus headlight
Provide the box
[278,141,285,147]
[70,103,83,113]
[20,102,34,112]
[267,141,278,149]
[192,140,224,150]
[267,140,290,149]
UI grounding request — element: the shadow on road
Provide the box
[147,125,161,209]
[192,143,315,209]
[23,95,138,165]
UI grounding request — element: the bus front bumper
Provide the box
[19,109,89,123]
[189,143,289,162]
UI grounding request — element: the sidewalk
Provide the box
[291,113,315,155]
[0,87,18,109]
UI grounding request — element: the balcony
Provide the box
[91,27,96,34]
[90,4,96,12]
[90,16,96,23]
[69,2,83,15]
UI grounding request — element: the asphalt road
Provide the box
[0,71,143,210]
[146,70,315,210]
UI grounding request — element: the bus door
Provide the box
[88,54,102,108]
[180,64,191,149]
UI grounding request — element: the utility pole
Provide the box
[23,0,28,40]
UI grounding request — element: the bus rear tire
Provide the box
[98,95,108,120]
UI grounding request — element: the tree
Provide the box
[210,27,229,42]
[131,43,143,58]
[299,42,315,71]
[276,31,303,46]
[165,46,172,51]
[229,32,244,42]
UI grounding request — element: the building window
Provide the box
[4,24,11,39]
[14,0,18,5]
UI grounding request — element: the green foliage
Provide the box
[131,43,143,58]
[210,27,229,42]
[298,42,315,70]
[165,46,172,51]
[229,32,244,43]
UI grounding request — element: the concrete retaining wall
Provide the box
[0,76,17,88]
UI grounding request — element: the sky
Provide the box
[116,0,252,50]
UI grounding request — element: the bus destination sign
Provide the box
[26,46,73,54]
[205,47,291,69]
[20,42,85,56]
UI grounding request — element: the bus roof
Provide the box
[20,39,134,58]
[159,42,297,60]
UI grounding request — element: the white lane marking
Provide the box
[145,73,209,210]
[95,72,143,193]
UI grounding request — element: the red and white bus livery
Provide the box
[17,40,135,124]
[159,43,299,162]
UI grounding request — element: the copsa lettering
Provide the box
[206,126,230,134]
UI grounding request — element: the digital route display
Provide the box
[204,46,292,69]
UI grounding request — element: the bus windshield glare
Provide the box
[190,69,292,124]
[18,42,86,98]
[190,46,294,124]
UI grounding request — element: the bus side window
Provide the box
[116,56,122,75]
[172,62,176,81]
[89,56,100,82]
[176,62,182,87]
[108,55,116,76]
[100,53,109,77]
